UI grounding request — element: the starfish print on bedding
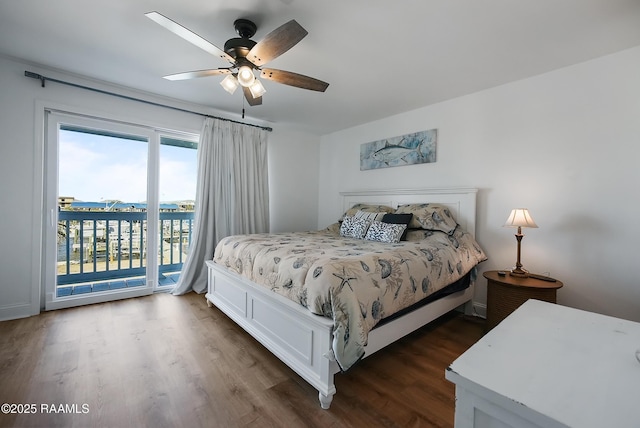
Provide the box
[333,268,357,292]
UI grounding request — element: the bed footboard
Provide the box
[205,260,339,409]
[205,260,475,409]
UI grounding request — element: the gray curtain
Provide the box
[172,117,269,295]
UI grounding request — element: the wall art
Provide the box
[360,129,437,170]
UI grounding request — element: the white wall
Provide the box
[4,44,639,322]
[0,55,319,320]
[318,46,640,322]
[268,129,320,232]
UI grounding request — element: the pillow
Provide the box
[394,203,458,234]
[322,222,342,235]
[403,229,435,241]
[340,203,394,221]
[381,213,413,240]
[339,215,371,239]
[364,220,407,243]
[355,209,386,222]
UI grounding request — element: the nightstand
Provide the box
[484,270,563,331]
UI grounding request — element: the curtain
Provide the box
[172,118,269,295]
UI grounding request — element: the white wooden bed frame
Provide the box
[205,187,479,409]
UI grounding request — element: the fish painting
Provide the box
[371,139,419,165]
[360,129,437,170]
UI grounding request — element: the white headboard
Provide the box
[340,188,478,237]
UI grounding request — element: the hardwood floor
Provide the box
[0,292,485,428]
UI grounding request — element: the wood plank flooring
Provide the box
[0,292,485,428]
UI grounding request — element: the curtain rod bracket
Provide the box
[25,70,46,87]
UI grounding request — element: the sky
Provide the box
[59,130,197,203]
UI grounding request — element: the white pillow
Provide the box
[354,209,386,222]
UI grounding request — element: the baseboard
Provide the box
[0,303,36,322]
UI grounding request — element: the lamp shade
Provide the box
[503,209,538,229]
[220,75,239,94]
[248,79,266,98]
[237,66,255,87]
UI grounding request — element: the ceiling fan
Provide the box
[145,11,329,106]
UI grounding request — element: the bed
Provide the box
[205,188,486,409]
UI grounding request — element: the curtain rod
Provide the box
[24,70,273,132]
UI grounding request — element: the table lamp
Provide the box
[503,208,538,277]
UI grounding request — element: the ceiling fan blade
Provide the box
[247,20,308,66]
[242,87,263,106]
[145,11,235,64]
[163,69,231,81]
[260,68,329,92]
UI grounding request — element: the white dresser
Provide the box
[446,299,640,428]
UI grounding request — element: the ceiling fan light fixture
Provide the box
[249,79,266,98]
[147,13,330,105]
[237,65,255,87]
[220,74,239,94]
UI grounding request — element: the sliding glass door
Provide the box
[44,112,197,310]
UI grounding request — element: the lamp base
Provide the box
[509,267,529,277]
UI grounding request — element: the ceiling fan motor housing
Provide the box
[225,19,259,61]
[224,37,257,60]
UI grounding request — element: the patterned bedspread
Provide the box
[213,225,487,371]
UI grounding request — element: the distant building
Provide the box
[178,200,195,211]
[58,196,75,210]
[65,201,184,212]
[59,197,192,212]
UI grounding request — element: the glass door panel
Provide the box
[157,136,197,289]
[45,113,155,310]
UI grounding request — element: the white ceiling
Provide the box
[2,0,640,135]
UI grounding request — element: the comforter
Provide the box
[213,225,487,370]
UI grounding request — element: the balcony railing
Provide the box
[57,210,194,287]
